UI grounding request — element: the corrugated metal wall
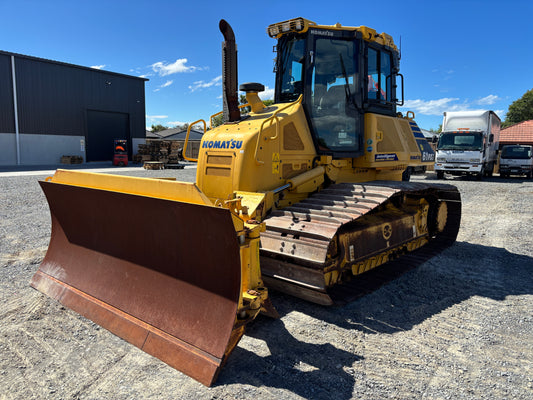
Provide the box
[11,55,146,139]
[0,53,15,132]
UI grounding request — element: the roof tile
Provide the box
[500,120,533,144]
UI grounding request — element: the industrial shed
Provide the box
[0,50,147,165]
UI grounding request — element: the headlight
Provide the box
[268,25,279,37]
[436,157,447,162]
[267,18,313,38]
[469,158,480,162]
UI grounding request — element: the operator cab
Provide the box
[271,18,402,158]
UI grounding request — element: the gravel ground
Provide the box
[0,166,532,400]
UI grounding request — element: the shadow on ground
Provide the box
[217,241,532,399]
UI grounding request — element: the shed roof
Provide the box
[155,128,204,141]
[0,49,148,82]
[500,120,533,145]
[146,130,162,139]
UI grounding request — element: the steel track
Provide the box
[260,181,461,305]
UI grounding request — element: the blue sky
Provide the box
[1,0,532,131]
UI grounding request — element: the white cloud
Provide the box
[401,98,461,116]
[90,64,106,70]
[261,86,275,100]
[160,80,174,88]
[146,115,168,120]
[401,97,505,121]
[189,75,222,92]
[236,86,275,100]
[477,95,500,105]
[151,59,200,76]
[401,95,504,117]
[493,110,505,119]
[167,121,188,127]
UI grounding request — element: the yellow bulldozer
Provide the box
[31,18,460,386]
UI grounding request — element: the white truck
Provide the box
[499,144,533,178]
[434,110,500,180]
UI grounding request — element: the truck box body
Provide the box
[435,110,500,179]
[499,145,533,178]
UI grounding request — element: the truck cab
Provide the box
[499,145,533,178]
[434,110,500,180]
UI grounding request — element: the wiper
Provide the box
[339,53,361,111]
[339,54,352,100]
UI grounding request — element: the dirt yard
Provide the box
[1,168,532,399]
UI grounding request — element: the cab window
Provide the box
[367,47,392,102]
[277,36,305,102]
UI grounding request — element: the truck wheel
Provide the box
[436,171,444,179]
[476,167,485,180]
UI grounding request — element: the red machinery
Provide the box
[112,139,128,166]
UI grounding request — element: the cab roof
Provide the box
[267,17,397,51]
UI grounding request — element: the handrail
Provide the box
[254,95,302,165]
[209,111,223,129]
[183,119,206,162]
[209,103,251,128]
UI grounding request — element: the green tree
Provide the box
[209,96,276,129]
[177,123,189,130]
[239,94,251,114]
[502,89,533,128]
[429,124,442,133]
[150,124,169,133]
[210,114,224,129]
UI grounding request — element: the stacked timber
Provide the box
[168,141,182,164]
[135,140,183,164]
[60,155,83,164]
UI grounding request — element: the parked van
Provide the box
[499,145,533,178]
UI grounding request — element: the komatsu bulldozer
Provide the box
[31,18,461,386]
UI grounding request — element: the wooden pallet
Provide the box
[143,161,164,170]
[164,163,184,169]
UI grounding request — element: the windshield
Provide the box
[307,36,360,153]
[437,132,483,151]
[501,146,532,159]
[277,36,305,102]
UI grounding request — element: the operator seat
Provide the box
[319,85,345,113]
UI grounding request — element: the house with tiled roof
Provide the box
[155,128,204,141]
[499,120,533,148]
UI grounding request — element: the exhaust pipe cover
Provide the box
[219,19,240,123]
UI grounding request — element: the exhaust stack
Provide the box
[219,19,240,122]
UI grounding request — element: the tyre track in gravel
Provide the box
[0,170,532,399]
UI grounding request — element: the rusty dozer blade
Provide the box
[31,170,267,386]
